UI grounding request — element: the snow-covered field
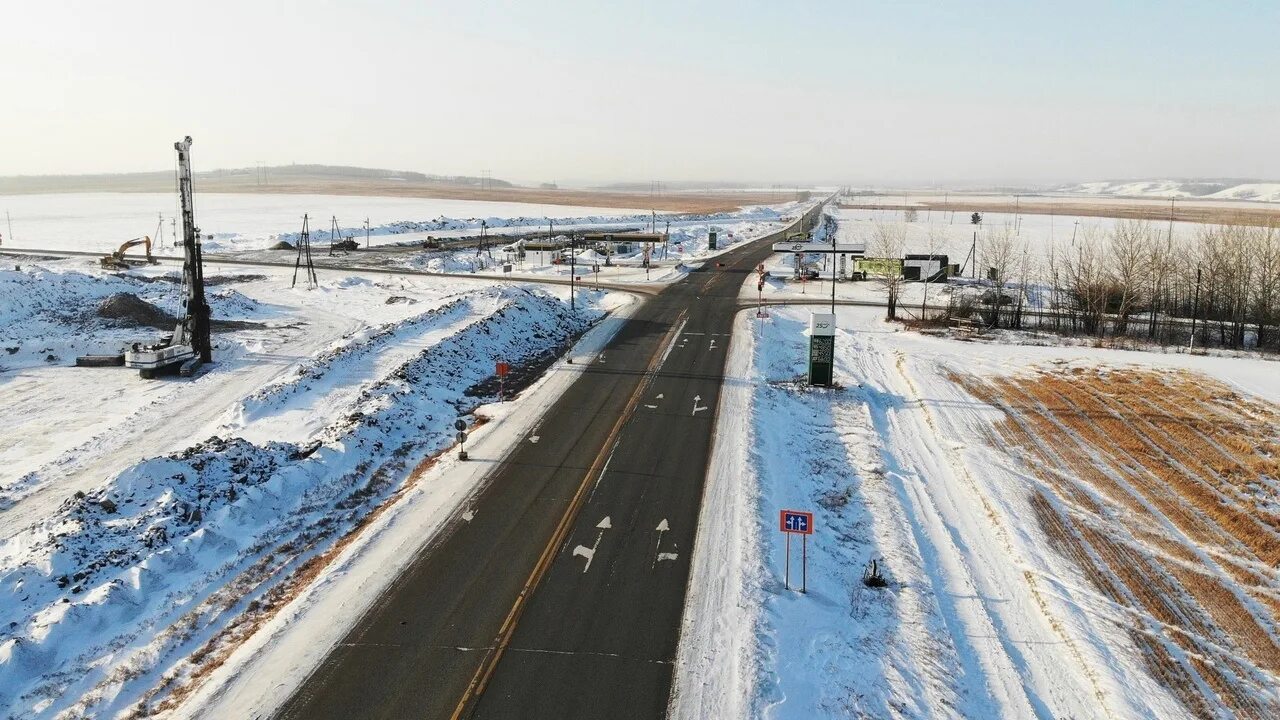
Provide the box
[0,255,631,718]
[675,304,1280,719]
[1062,181,1280,203]
[0,192,804,255]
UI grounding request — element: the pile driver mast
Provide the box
[123,136,211,377]
[174,136,211,364]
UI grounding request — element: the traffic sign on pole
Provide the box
[496,361,509,400]
[455,418,469,460]
[779,509,814,593]
[780,510,814,534]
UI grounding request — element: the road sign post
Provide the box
[496,361,509,401]
[455,418,468,460]
[708,229,717,251]
[779,509,814,592]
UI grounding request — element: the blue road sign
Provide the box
[779,510,814,535]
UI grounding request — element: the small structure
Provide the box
[579,232,667,249]
[903,254,950,282]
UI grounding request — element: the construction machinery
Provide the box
[100,236,158,269]
[328,216,359,254]
[123,136,212,378]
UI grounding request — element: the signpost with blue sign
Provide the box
[779,509,815,592]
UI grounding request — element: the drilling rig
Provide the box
[123,136,212,378]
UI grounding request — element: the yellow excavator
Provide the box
[100,236,159,269]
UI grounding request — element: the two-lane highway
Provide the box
[276,204,823,720]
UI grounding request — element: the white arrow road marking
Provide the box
[572,516,612,573]
[528,423,541,444]
[709,338,717,350]
[653,519,679,568]
[692,395,708,416]
[656,393,664,399]
[598,353,606,363]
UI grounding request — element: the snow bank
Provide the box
[0,285,602,719]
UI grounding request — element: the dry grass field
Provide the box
[0,171,786,214]
[954,368,1280,718]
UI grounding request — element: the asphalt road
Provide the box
[272,204,823,720]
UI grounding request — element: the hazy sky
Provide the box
[3,0,1277,186]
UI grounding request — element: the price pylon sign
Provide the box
[779,509,814,592]
[808,313,834,386]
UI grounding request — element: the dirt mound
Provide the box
[97,293,176,329]
[269,240,295,250]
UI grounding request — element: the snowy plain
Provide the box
[674,301,1280,719]
[0,192,801,255]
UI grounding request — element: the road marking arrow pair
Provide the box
[570,517,679,573]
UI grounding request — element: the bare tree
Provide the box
[980,222,1019,327]
[921,224,946,318]
[1251,224,1280,348]
[1108,220,1153,335]
[869,221,906,320]
[1064,225,1109,335]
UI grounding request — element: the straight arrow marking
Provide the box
[572,516,612,573]
[653,519,678,568]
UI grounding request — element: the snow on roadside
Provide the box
[674,305,1254,719]
[0,284,606,719]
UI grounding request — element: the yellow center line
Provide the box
[449,307,689,720]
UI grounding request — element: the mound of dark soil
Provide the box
[97,293,176,329]
[269,240,295,250]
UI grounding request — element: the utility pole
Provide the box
[1190,267,1202,349]
[831,211,837,317]
[293,214,317,289]
[5,210,12,245]
[364,217,371,248]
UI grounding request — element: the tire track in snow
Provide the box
[889,353,1117,718]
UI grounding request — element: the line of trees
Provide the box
[972,219,1280,352]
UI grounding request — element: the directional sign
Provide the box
[772,242,865,254]
[779,510,814,535]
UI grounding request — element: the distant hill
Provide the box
[1059,179,1280,202]
[0,164,512,195]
